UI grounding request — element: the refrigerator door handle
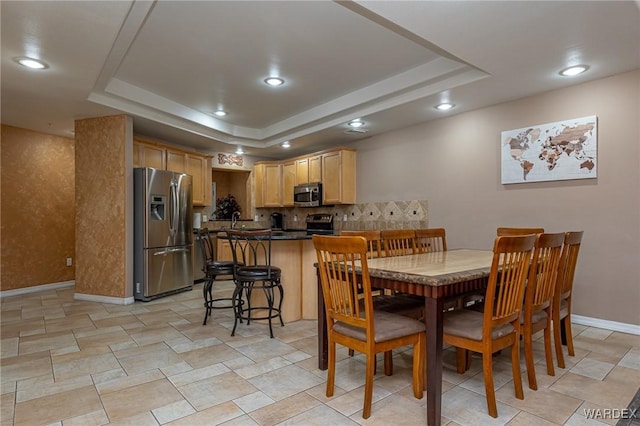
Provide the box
[153,247,190,256]
[168,180,177,236]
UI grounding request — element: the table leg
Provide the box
[425,296,443,426]
[317,268,328,370]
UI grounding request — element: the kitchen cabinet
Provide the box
[133,138,211,207]
[254,162,282,207]
[322,149,356,204]
[217,238,233,261]
[282,160,296,207]
[133,140,166,169]
[295,155,322,185]
[166,149,211,206]
[254,147,355,207]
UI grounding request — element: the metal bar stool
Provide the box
[197,228,237,325]
[226,229,284,338]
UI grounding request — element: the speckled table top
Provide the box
[357,249,494,287]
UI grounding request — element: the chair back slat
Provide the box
[527,233,564,311]
[314,235,372,332]
[197,228,214,270]
[340,230,382,259]
[556,231,584,300]
[497,227,544,236]
[415,228,447,253]
[381,229,417,257]
[484,235,536,330]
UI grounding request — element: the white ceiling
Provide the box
[2,1,639,160]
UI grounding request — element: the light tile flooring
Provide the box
[1,281,639,425]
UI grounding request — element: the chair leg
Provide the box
[553,315,566,369]
[326,339,336,397]
[412,333,424,398]
[276,280,285,327]
[363,352,376,419]
[202,277,213,326]
[523,328,537,390]
[482,351,498,418]
[563,316,575,356]
[543,322,555,377]
[456,348,469,374]
[231,284,244,337]
[511,336,524,400]
[384,351,393,376]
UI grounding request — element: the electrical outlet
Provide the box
[66,257,73,266]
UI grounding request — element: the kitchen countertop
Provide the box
[214,229,338,240]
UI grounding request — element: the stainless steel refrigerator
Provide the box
[134,167,194,301]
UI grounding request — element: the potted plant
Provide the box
[214,194,241,219]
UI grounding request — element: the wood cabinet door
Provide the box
[185,154,206,206]
[282,161,296,207]
[254,164,265,208]
[134,142,166,169]
[322,150,356,204]
[263,163,282,207]
[166,150,186,173]
[308,155,322,183]
[295,158,309,185]
[217,239,233,261]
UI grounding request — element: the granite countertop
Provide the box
[214,229,338,240]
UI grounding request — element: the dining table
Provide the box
[316,248,495,426]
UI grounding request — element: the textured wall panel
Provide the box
[74,116,128,298]
[0,125,76,290]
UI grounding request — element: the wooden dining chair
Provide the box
[340,230,382,258]
[415,228,447,253]
[553,231,584,369]
[497,227,544,236]
[381,229,417,257]
[522,232,564,390]
[340,229,424,366]
[313,234,425,419]
[443,234,535,418]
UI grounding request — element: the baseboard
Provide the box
[572,314,640,336]
[0,280,75,298]
[74,293,135,305]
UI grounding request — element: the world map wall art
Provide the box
[501,115,597,184]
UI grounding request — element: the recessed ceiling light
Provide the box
[214,110,227,117]
[235,146,244,155]
[559,65,589,77]
[14,56,48,69]
[435,103,455,111]
[281,141,291,148]
[347,119,365,128]
[264,77,284,87]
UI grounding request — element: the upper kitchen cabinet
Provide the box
[254,147,355,207]
[254,162,282,207]
[133,138,211,206]
[167,149,211,206]
[322,149,356,204]
[295,155,322,185]
[133,139,166,169]
[282,160,296,207]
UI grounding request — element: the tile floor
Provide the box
[1,281,639,425]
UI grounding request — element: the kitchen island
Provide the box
[215,229,330,322]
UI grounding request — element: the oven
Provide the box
[305,213,334,235]
[294,182,322,207]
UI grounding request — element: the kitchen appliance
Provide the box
[305,213,334,234]
[271,212,283,230]
[294,182,322,207]
[193,212,202,229]
[134,167,194,301]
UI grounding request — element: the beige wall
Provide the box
[74,115,133,299]
[353,69,640,326]
[0,125,75,290]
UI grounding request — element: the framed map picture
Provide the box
[501,115,597,184]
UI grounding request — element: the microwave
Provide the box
[294,182,322,207]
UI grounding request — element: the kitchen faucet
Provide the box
[231,211,241,229]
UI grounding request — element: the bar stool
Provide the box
[197,228,237,325]
[226,229,284,338]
